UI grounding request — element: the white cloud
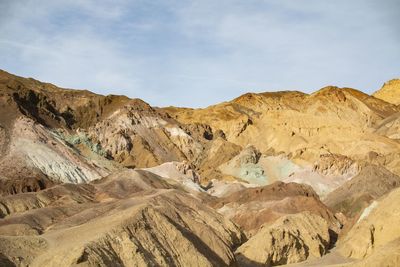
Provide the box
[0,0,399,107]
[0,0,145,97]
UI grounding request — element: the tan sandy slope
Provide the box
[373,79,400,105]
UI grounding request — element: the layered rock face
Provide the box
[281,153,360,198]
[0,70,251,189]
[83,104,204,169]
[236,212,332,266]
[165,86,400,178]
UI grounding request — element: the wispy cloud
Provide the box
[0,0,399,107]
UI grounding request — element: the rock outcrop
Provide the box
[312,154,359,177]
[219,145,266,184]
[338,186,400,265]
[324,164,400,218]
[373,79,400,105]
[209,181,339,236]
[142,161,203,193]
[282,153,359,197]
[236,212,332,266]
[375,112,400,139]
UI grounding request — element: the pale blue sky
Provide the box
[0,0,399,107]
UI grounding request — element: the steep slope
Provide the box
[83,103,204,168]
[282,153,359,197]
[142,161,204,193]
[236,212,332,266]
[375,112,400,139]
[6,117,109,182]
[0,169,244,266]
[197,136,243,184]
[338,186,400,265]
[0,114,111,193]
[324,165,400,218]
[209,181,340,236]
[373,79,400,105]
[0,70,124,186]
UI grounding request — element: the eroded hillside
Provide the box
[1,69,400,266]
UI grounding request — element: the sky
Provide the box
[0,0,399,107]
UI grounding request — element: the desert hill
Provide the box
[164,85,400,178]
[373,79,400,105]
[338,186,400,266]
[1,69,400,266]
[324,164,400,218]
[0,169,244,266]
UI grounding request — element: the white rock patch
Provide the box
[357,201,378,223]
[15,138,101,183]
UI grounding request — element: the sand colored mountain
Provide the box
[0,70,247,188]
[2,69,400,186]
[1,69,400,266]
[338,186,400,266]
[373,79,400,105]
[164,86,400,177]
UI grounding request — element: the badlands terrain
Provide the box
[0,69,399,266]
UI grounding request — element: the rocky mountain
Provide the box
[1,69,400,266]
[236,212,333,266]
[338,186,400,266]
[373,79,400,105]
[165,87,399,159]
[0,70,221,189]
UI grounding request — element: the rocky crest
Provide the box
[236,212,332,266]
[373,79,400,105]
